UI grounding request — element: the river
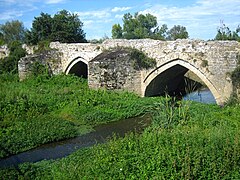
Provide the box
[0,89,216,168]
[0,115,151,168]
[183,88,216,104]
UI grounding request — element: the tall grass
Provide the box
[0,73,159,158]
[1,73,240,179]
[2,103,240,179]
[151,95,191,128]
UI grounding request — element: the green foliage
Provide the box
[225,93,240,106]
[0,32,5,45]
[26,10,86,45]
[30,61,51,78]
[167,25,189,40]
[2,103,240,179]
[0,73,159,158]
[112,24,123,39]
[152,24,168,40]
[228,56,240,105]
[112,12,189,40]
[151,96,191,128]
[129,48,156,69]
[201,60,208,67]
[0,20,26,44]
[231,66,240,86]
[115,12,158,39]
[215,22,240,41]
[0,41,26,74]
[34,40,52,54]
[0,115,78,157]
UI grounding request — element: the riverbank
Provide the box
[1,102,240,179]
[1,74,240,179]
[0,115,151,168]
[0,73,159,159]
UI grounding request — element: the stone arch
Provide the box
[143,59,221,104]
[65,57,88,78]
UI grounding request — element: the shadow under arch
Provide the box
[144,59,220,103]
[65,57,88,78]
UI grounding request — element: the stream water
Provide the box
[183,88,216,104]
[0,115,151,168]
[0,88,216,169]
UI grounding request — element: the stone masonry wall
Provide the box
[18,39,240,104]
[88,49,142,95]
[18,50,62,80]
[101,39,240,104]
[0,45,9,59]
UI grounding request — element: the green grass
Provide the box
[0,73,159,158]
[1,103,240,179]
[1,73,240,179]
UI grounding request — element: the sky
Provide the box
[0,0,240,40]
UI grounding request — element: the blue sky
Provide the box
[0,0,240,40]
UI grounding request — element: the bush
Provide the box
[34,40,52,54]
[0,41,26,74]
[130,48,156,69]
[231,66,240,86]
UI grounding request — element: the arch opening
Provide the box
[68,61,88,78]
[65,58,88,79]
[144,60,218,104]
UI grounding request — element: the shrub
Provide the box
[130,48,156,69]
[0,41,26,74]
[34,40,52,54]
[201,60,208,67]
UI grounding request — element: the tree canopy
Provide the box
[112,24,123,39]
[0,20,26,44]
[111,12,189,40]
[167,25,189,40]
[214,22,240,41]
[26,10,86,44]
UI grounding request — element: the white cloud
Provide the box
[115,14,124,19]
[0,0,66,7]
[83,20,94,26]
[76,9,111,19]
[111,6,131,12]
[139,0,240,39]
[45,0,66,4]
[0,0,18,5]
[0,10,23,20]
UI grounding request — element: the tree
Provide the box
[112,24,123,39]
[0,20,26,44]
[112,12,158,39]
[152,24,168,40]
[167,25,189,40]
[111,12,189,41]
[25,13,52,44]
[237,25,240,33]
[26,10,86,44]
[51,10,86,43]
[215,22,240,41]
[122,13,138,39]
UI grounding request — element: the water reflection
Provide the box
[0,115,151,168]
[183,88,216,104]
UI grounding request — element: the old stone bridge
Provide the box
[19,39,240,105]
